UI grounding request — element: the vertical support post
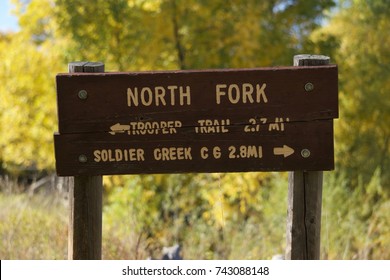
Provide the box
[68,62,104,260]
[285,54,330,260]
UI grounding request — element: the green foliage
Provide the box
[54,0,334,70]
[322,171,390,259]
[310,0,390,188]
[1,0,389,260]
[102,173,289,259]
[54,0,167,71]
[309,0,390,258]
[1,0,334,170]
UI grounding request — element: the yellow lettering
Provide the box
[168,85,178,105]
[128,149,136,161]
[228,84,240,104]
[256,83,267,103]
[242,83,254,103]
[127,88,138,106]
[109,150,115,162]
[92,149,145,162]
[155,86,166,106]
[127,86,191,107]
[213,146,221,159]
[154,149,161,160]
[184,147,192,159]
[124,149,129,161]
[93,150,101,162]
[216,83,267,105]
[195,119,230,134]
[140,87,153,106]
[101,150,108,161]
[115,149,123,161]
[137,149,145,161]
[200,147,208,159]
[153,147,192,161]
[216,84,227,104]
[162,148,170,160]
[180,86,191,105]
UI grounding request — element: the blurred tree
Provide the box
[51,0,335,238]
[0,0,64,172]
[0,0,334,171]
[310,0,390,259]
[1,0,336,253]
[54,0,335,70]
[1,0,389,259]
[311,0,390,188]
[54,0,176,71]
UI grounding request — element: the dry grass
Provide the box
[0,192,68,259]
[1,174,389,260]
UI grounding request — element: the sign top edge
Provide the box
[56,64,337,77]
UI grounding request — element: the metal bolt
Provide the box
[301,149,311,158]
[78,154,88,163]
[304,82,314,92]
[78,90,88,100]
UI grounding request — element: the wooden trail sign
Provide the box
[54,65,338,176]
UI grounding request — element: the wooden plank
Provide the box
[56,65,338,134]
[67,62,103,260]
[286,171,324,259]
[54,120,334,176]
[70,175,103,259]
[285,54,329,260]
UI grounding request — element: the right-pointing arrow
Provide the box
[273,145,295,158]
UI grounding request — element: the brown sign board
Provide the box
[54,65,338,176]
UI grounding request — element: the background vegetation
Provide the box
[0,0,389,259]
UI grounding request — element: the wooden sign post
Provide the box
[54,55,338,260]
[285,55,332,260]
[66,62,104,260]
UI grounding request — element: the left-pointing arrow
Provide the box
[109,123,130,135]
[273,145,295,158]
